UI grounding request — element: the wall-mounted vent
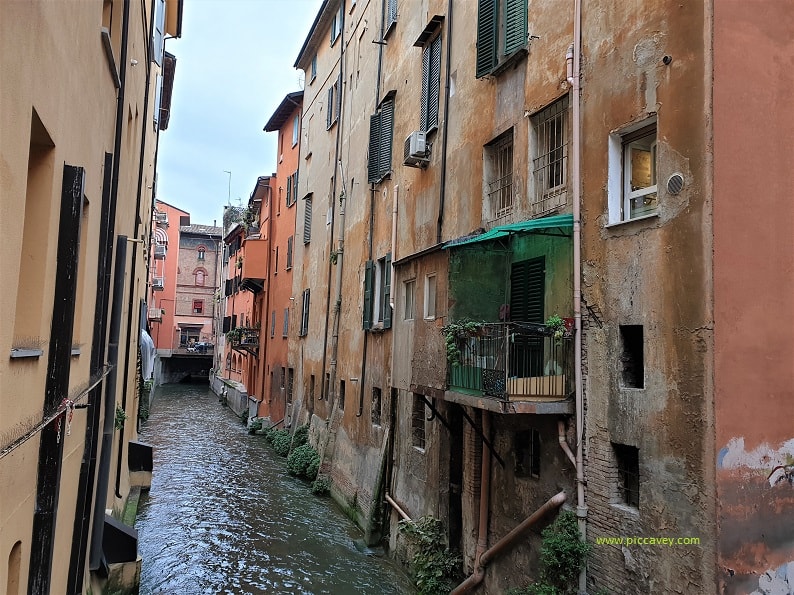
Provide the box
[667,173,684,195]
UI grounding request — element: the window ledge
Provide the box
[10,348,44,359]
[610,502,640,517]
[489,47,529,78]
[604,212,659,229]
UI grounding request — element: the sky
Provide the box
[157,0,324,227]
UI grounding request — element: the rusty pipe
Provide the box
[384,493,412,523]
[558,419,576,467]
[452,491,567,594]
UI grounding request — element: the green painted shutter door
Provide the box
[363,260,374,329]
[421,43,430,131]
[379,99,394,180]
[427,35,442,130]
[368,112,381,182]
[476,0,498,78]
[383,253,392,329]
[504,0,527,55]
[510,257,545,323]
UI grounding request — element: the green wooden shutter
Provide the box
[379,98,394,180]
[427,35,442,130]
[476,0,498,78]
[421,43,430,131]
[383,253,392,329]
[504,0,527,55]
[363,260,374,329]
[368,112,381,183]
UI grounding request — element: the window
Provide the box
[310,55,317,83]
[339,380,345,410]
[424,274,437,319]
[300,289,310,336]
[292,114,300,147]
[193,300,203,314]
[484,129,514,221]
[325,373,331,399]
[371,387,382,425]
[608,121,658,223]
[367,94,394,183]
[421,34,442,133]
[619,325,644,389]
[404,279,416,320]
[385,0,397,33]
[282,308,289,337]
[614,443,640,508]
[287,368,294,403]
[152,0,166,66]
[303,194,313,244]
[363,254,392,330]
[197,247,206,260]
[286,171,299,207]
[532,95,569,214]
[310,374,316,404]
[326,74,341,129]
[515,429,541,478]
[195,270,205,286]
[274,246,279,274]
[412,394,426,450]
[286,236,293,269]
[331,3,343,45]
[271,310,276,338]
[281,367,286,389]
[476,0,528,78]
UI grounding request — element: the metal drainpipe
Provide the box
[89,236,127,570]
[567,0,588,590]
[436,0,454,244]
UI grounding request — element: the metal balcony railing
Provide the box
[447,322,573,401]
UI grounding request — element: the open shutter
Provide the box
[476,0,498,78]
[427,35,442,130]
[336,74,342,121]
[293,171,299,205]
[327,86,334,128]
[420,44,430,131]
[386,0,398,30]
[504,0,528,55]
[368,112,381,183]
[379,98,394,179]
[286,174,292,206]
[363,260,374,329]
[383,253,392,329]
[301,289,310,335]
[303,196,312,243]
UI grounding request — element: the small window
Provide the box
[339,380,346,410]
[424,274,437,320]
[303,195,313,244]
[619,325,644,388]
[274,246,279,274]
[614,443,640,508]
[327,74,341,129]
[412,394,426,450]
[608,120,658,224]
[192,300,203,314]
[363,255,392,329]
[300,289,310,336]
[286,236,293,270]
[484,129,514,222]
[292,114,300,147]
[310,374,316,404]
[514,429,541,478]
[197,247,206,260]
[404,279,416,320]
[331,3,343,45]
[371,387,382,425]
[531,95,569,214]
[310,55,317,82]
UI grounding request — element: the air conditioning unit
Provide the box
[152,277,164,291]
[404,131,429,167]
[154,243,166,259]
[148,308,164,321]
[154,211,168,226]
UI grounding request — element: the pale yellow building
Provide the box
[0,0,182,592]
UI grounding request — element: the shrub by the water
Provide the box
[287,444,320,479]
[270,428,292,457]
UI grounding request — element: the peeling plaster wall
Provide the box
[713,2,794,592]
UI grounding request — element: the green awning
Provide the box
[445,214,573,248]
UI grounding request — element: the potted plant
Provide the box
[441,320,486,366]
[545,315,567,341]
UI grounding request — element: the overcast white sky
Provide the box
[157,0,324,226]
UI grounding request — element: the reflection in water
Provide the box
[137,384,413,594]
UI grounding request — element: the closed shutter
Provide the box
[368,113,381,183]
[283,308,289,336]
[504,0,528,55]
[336,74,342,122]
[476,0,498,78]
[424,35,442,131]
[303,196,312,243]
[327,86,334,128]
[286,236,293,269]
[510,257,545,323]
[271,310,276,337]
[301,289,310,335]
[378,98,394,180]
[386,0,398,30]
[421,43,430,131]
[383,253,392,329]
[363,260,374,329]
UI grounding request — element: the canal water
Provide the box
[136,383,414,594]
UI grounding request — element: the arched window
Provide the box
[197,246,206,261]
[195,270,205,286]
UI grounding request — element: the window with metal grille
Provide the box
[532,95,569,214]
[476,0,528,78]
[421,33,442,133]
[371,387,382,425]
[412,394,426,450]
[300,289,310,336]
[485,129,514,221]
[614,443,640,508]
[514,428,540,478]
[367,94,394,183]
[303,194,312,244]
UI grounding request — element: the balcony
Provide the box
[446,322,574,414]
[152,276,164,291]
[239,238,268,293]
[154,243,166,259]
[228,326,260,356]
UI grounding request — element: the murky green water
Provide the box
[136,383,414,594]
